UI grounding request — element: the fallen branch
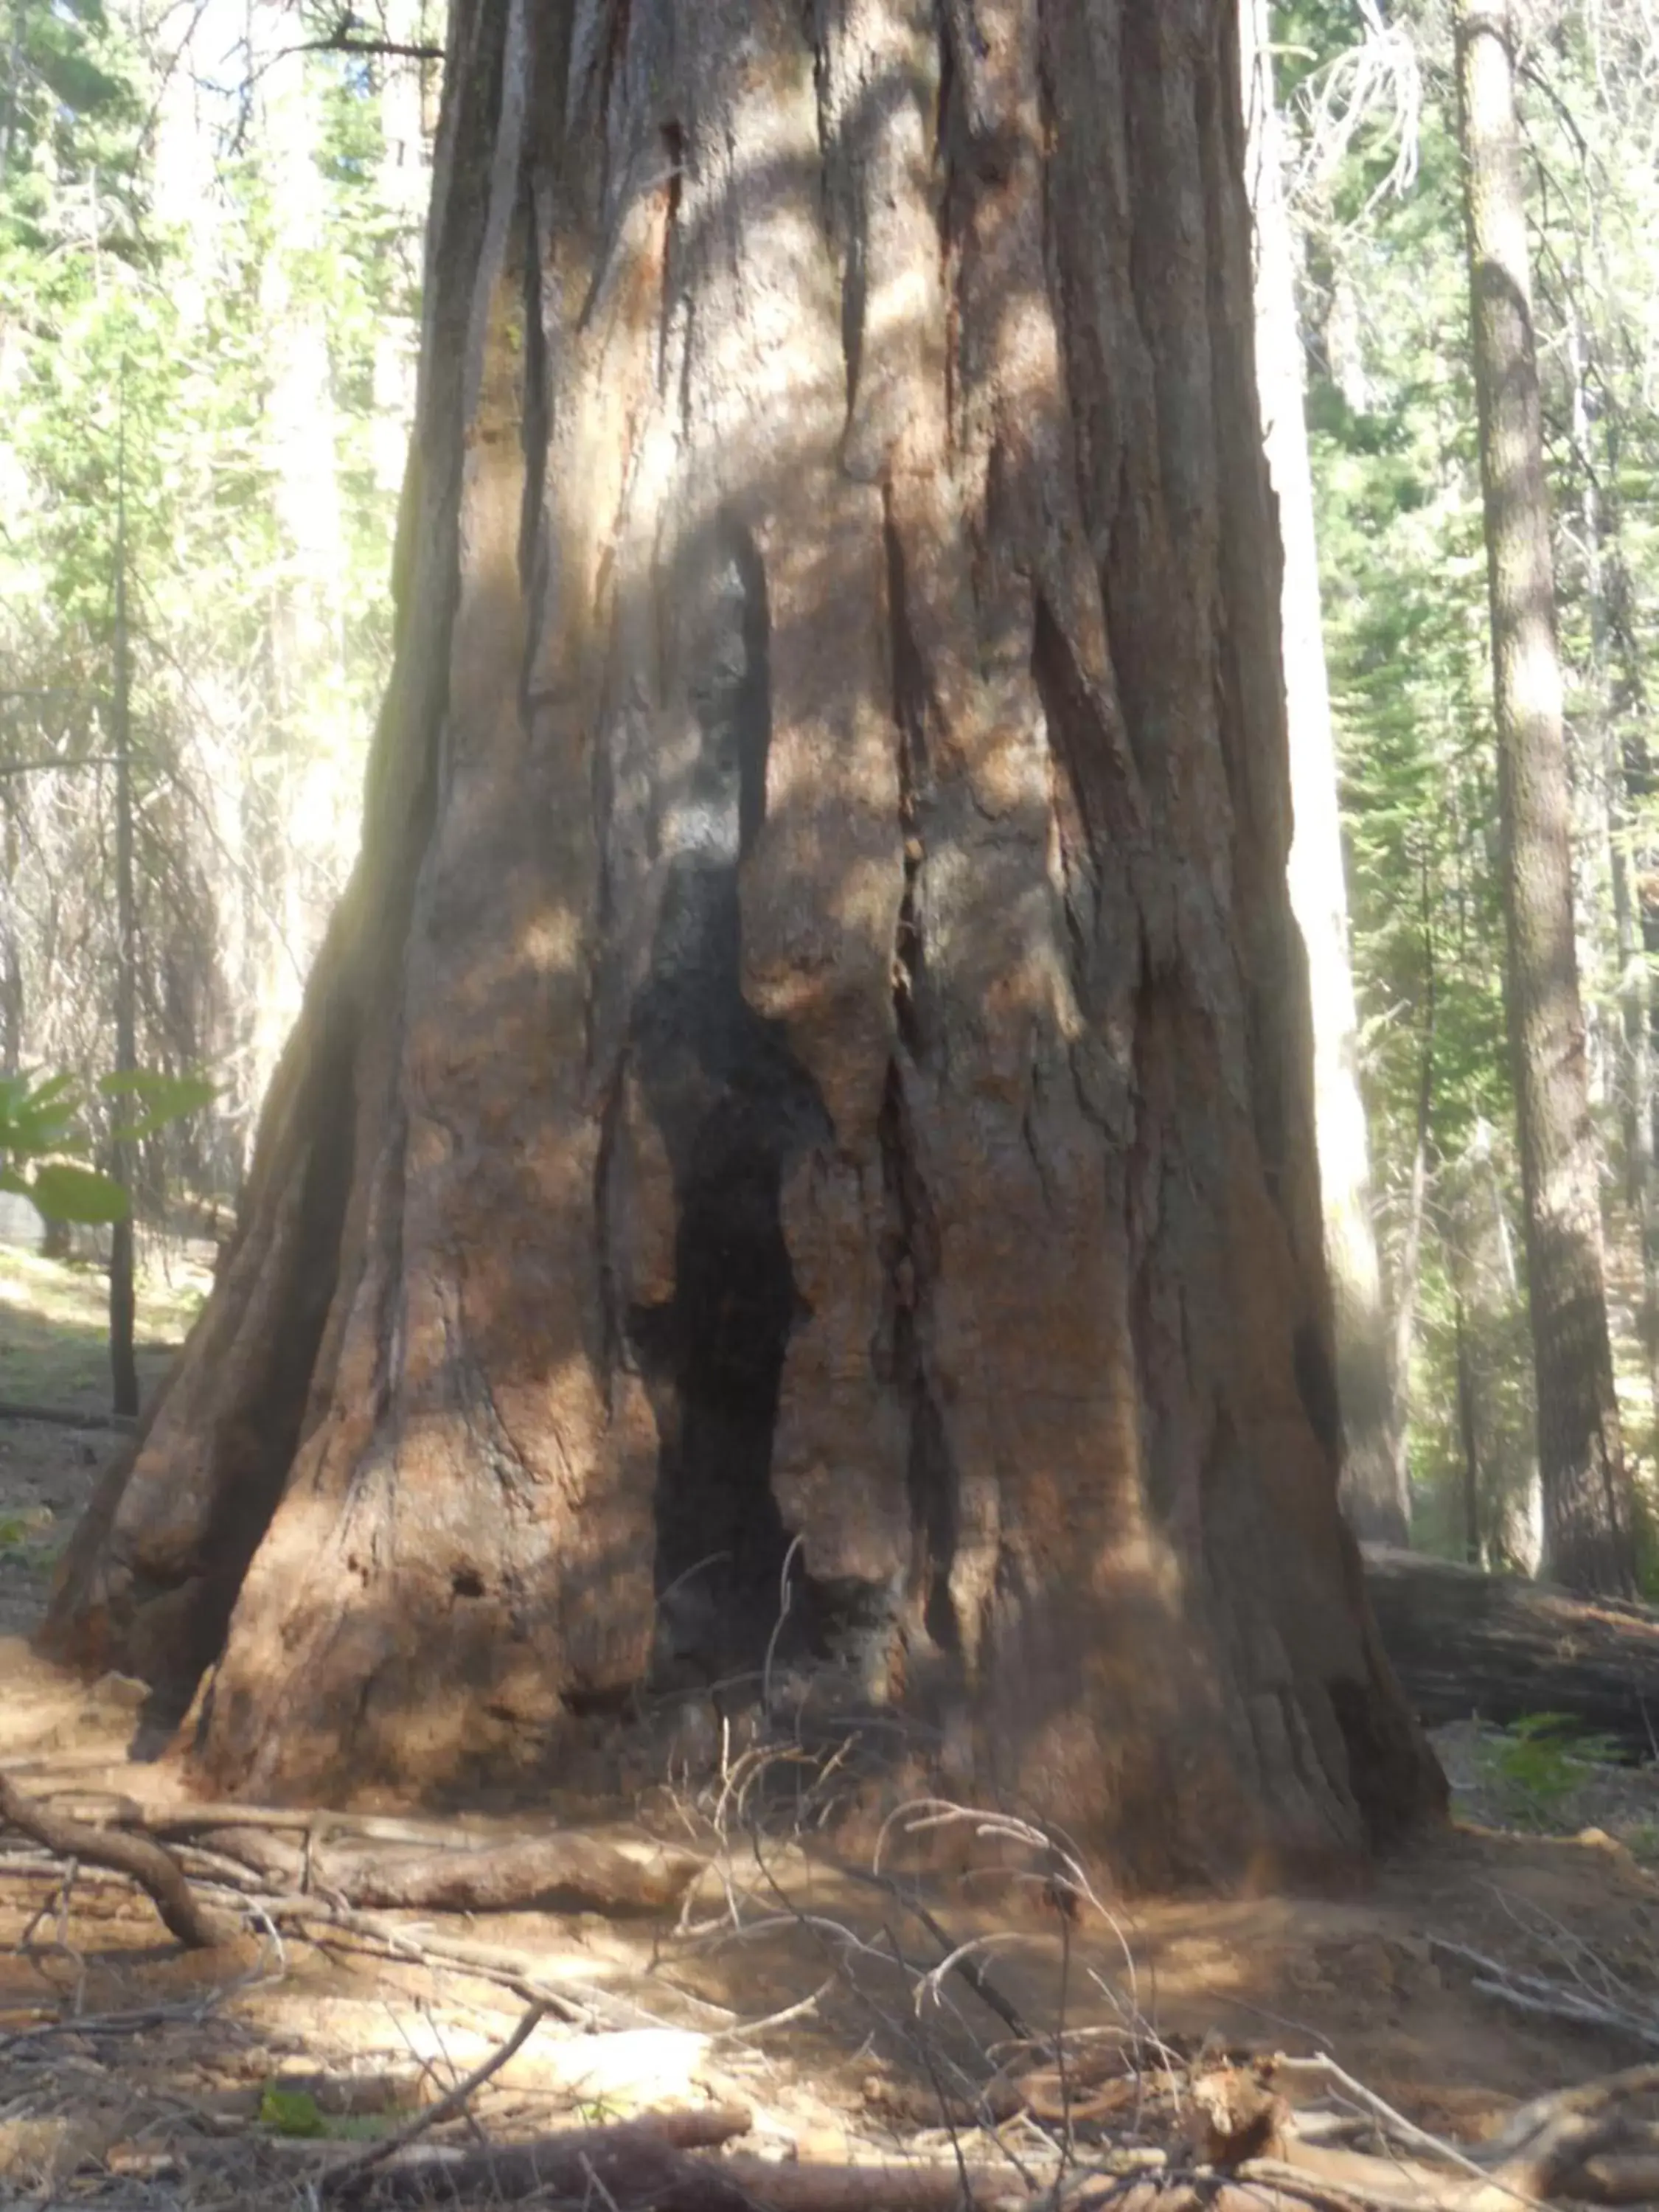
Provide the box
[136,1801,536,1844]
[1235,2152,1443,2212]
[1245,2059,1659,2212]
[711,2153,1017,2212]
[319,2104,754,2205]
[1431,1936,1659,2052]
[124,1805,702,1916]
[1269,2053,1530,2194]
[327,1832,700,1916]
[0,1396,135,1432]
[1478,2062,1659,2197]
[280,1901,597,2020]
[0,1770,236,1950]
[251,1890,663,2029]
[319,1997,550,2190]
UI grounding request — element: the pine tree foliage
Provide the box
[0,0,437,1226]
[1281,0,1659,1574]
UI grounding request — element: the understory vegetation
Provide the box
[1284,0,1659,1573]
[0,0,434,1226]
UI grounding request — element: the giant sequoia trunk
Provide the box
[1456,0,1635,1597]
[41,0,1442,1882]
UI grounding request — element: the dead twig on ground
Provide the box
[318,1997,550,2191]
[1476,2061,1659,2197]
[119,1803,704,1915]
[269,1893,666,2028]
[1431,1934,1659,2050]
[708,1975,835,2043]
[313,2103,754,2205]
[1270,2053,1527,2188]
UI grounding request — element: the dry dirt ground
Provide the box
[0,1245,201,1641]
[7,1256,1659,2208]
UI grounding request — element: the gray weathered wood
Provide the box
[1366,1543,1659,1752]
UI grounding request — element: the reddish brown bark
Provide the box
[41,0,1441,1882]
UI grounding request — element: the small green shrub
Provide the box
[1480,1713,1624,1817]
[258,2086,327,2138]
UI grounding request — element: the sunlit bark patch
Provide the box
[41,0,1444,1881]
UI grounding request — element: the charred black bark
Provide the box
[41,0,1444,1873]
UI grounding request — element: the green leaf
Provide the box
[0,1073,89,1163]
[22,1074,81,1111]
[29,1163,130,1225]
[7,1105,83,1151]
[100,1068,217,1139]
[259,2087,327,2138]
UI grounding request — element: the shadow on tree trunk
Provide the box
[39,0,1444,1886]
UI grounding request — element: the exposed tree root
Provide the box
[0,1770,236,1949]
[125,1804,702,1915]
[10,1771,1659,2212]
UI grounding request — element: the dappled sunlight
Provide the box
[10,0,1659,2199]
[0,1654,1641,2212]
[27,0,1437,1875]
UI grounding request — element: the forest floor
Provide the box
[0,1242,207,1640]
[5,1257,1659,2207]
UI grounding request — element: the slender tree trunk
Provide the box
[0,0,23,176]
[1,800,22,1078]
[251,10,352,1130]
[1456,0,1633,1595]
[109,432,139,1421]
[1387,904,1436,1515]
[42,0,1442,1879]
[1587,393,1659,1422]
[1239,0,1400,1545]
[372,0,433,499]
[1610,757,1659,1412]
[1566,312,1613,1121]
[1453,1286,1481,1567]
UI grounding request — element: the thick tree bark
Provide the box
[1456,0,1635,1596]
[1239,0,1401,1548]
[41,0,1442,1882]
